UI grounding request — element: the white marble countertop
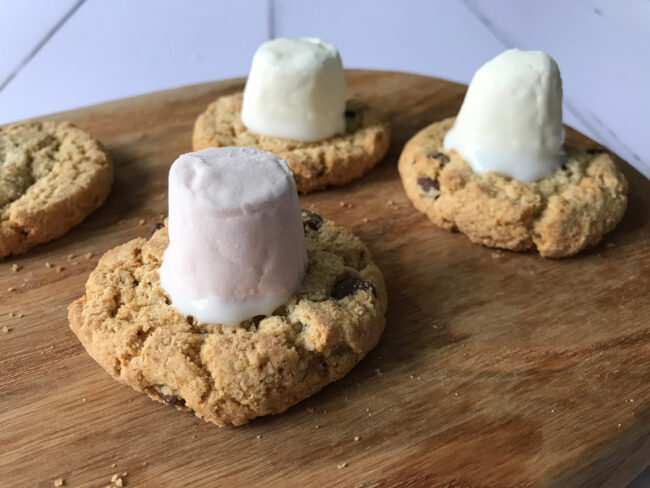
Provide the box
[0,1,648,485]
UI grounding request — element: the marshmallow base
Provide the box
[444,126,566,182]
[159,252,303,326]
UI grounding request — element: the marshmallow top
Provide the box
[159,147,307,326]
[444,49,565,182]
[241,37,346,142]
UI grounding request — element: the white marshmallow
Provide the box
[444,49,566,182]
[241,37,346,142]
[159,147,307,326]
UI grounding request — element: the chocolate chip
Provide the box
[344,109,356,119]
[153,386,186,406]
[426,151,449,164]
[302,209,323,232]
[146,222,164,240]
[160,393,186,407]
[332,274,376,300]
[417,176,440,193]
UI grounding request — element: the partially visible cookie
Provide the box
[68,211,387,426]
[398,117,628,257]
[192,92,390,193]
[0,121,113,258]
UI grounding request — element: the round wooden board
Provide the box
[1,71,649,488]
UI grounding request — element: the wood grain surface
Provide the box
[1,71,649,488]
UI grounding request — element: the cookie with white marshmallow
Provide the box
[69,147,387,426]
[193,37,390,193]
[398,49,627,258]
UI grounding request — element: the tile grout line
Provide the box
[268,0,275,40]
[0,0,87,93]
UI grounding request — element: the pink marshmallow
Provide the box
[159,147,306,326]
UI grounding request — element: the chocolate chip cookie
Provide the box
[68,211,387,426]
[0,121,113,258]
[398,117,628,258]
[192,92,390,193]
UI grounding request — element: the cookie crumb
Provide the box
[256,434,262,439]
[11,263,21,272]
[8,286,16,292]
[374,368,383,376]
[8,312,15,318]
[337,462,347,469]
[315,425,320,429]
[85,252,93,260]
[617,423,622,428]
[139,219,146,226]
[18,313,24,318]
[71,261,78,265]
[45,262,53,268]
[54,479,64,487]
[306,407,314,413]
[491,252,503,260]
[55,265,64,273]
[2,326,11,333]
[362,218,369,223]
[354,436,360,442]
[82,398,87,402]
[142,462,147,466]
[67,253,75,261]
[417,376,422,380]
[409,374,414,379]
[111,463,117,468]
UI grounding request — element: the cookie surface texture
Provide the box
[398,117,628,258]
[68,212,387,426]
[0,121,113,258]
[192,91,390,193]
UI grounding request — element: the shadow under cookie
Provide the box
[192,92,390,193]
[398,117,628,258]
[68,212,387,427]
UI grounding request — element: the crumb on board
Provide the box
[67,254,75,261]
[337,462,347,469]
[111,463,117,468]
[55,266,64,273]
[256,434,262,439]
[409,374,414,379]
[2,326,11,333]
[82,398,87,402]
[139,219,146,226]
[86,252,94,260]
[306,407,314,413]
[18,313,24,318]
[45,261,53,268]
[11,263,21,272]
[362,218,369,223]
[54,479,64,487]
[315,425,320,429]
[374,368,383,376]
[8,286,16,292]
[354,436,361,442]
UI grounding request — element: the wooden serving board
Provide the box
[1,71,649,488]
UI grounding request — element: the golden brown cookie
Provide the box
[192,92,390,193]
[68,210,387,426]
[0,121,113,258]
[398,117,628,258]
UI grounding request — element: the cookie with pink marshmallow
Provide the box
[69,147,387,426]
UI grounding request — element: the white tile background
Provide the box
[0,0,648,178]
[0,0,648,484]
